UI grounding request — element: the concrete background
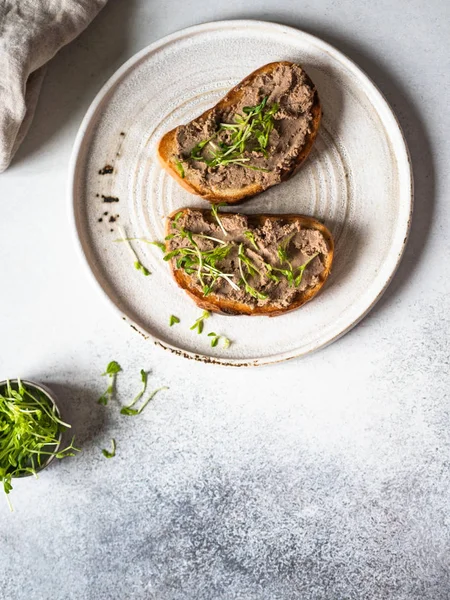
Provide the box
[0,1,449,598]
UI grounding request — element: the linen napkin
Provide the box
[0,0,109,173]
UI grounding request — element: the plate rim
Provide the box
[68,19,413,368]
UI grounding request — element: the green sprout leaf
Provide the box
[244,230,258,250]
[264,262,281,284]
[207,332,220,347]
[190,311,210,334]
[273,233,298,286]
[103,361,122,376]
[174,159,185,178]
[98,361,122,405]
[119,407,139,416]
[169,315,180,326]
[102,438,116,459]
[277,245,289,264]
[294,253,319,287]
[172,211,183,227]
[134,261,151,276]
[97,393,109,406]
[207,332,231,349]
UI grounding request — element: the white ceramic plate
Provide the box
[69,20,412,367]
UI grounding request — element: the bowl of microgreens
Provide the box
[0,379,79,510]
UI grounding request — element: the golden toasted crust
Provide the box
[165,208,334,316]
[157,61,321,204]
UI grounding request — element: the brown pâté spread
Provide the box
[174,63,316,192]
[167,209,328,309]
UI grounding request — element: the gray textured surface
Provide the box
[0,0,449,598]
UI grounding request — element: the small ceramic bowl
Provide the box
[0,379,62,478]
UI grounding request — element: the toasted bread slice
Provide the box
[165,208,333,317]
[158,62,321,204]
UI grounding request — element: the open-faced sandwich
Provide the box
[164,208,333,316]
[158,61,321,204]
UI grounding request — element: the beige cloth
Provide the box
[0,0,108,172]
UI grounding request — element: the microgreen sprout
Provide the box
[207,332,232,348]
[172,211,183,228]
[195,233,227,245]
[189,97,278,171]
[169,315,180,326]
[237,244,268,301]
[117,226,151,276]
[190,311,210,334]
[274,233,298,286]
[115,237,165,252]
[164,230,238,296]
[102,361,121,376]
[119,370,148,416]
[102,439,116,459]
[264,262,281,284]
[244,230,258,250]
[277,233,296,268]
[272,264,295,286]
[238,246,264,277]
[137,387,169,415]
[208,332,220,347]
[190,138,214,160]
[294,253,319,287]
[121,387,169,416]
[277,245,289,265]
[98,361,122,405]
[134,262,150,276]
[211,203,228,237]
[55,437,79,459]
[174,159,185,178]
[0,380,80,510]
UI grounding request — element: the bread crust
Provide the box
[165,208,334,316]
[157,61,321,204]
